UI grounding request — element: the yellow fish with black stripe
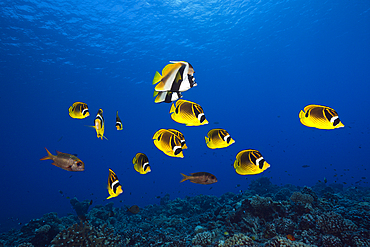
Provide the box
[152,61,197,93]
[87,109,108,140]
[234,149,270,175]
[133,153,151,174]
[167,129,187,149]
[153,129,184,158]
[299,104,344,130]
[170,99,208,126]
[107,168,123,199]
[116,111,123,130]
[205,129,235,149]
[68,102,90,119]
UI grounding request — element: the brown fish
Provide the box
[40,147,84,172]
[127,205,140,214]
[180,172,218,185]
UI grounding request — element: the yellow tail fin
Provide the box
[204,136,209,144]
[152,71,162,85]
[169,103,176,113]
[40,147,53,160]
[180,173,188,183]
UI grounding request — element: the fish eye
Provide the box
[77,162,83,167]
[333,117,340,126]
[174,147,182,156]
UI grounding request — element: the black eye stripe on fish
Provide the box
[330,115,338,123]
[333,117,340,126]
[223,134,230,143]
[111,180,120,194]
[256,157,265,169]
[174,146,182,155]
[96,114,103,122]
[143,162,149,171]
[198,113,205,123]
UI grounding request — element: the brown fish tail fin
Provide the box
[40,147,53,160]
[180,173,189,183]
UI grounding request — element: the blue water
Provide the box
[1,0,369,233]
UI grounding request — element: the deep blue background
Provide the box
[0,0,369,233]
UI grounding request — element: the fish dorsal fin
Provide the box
[56,150,61,154]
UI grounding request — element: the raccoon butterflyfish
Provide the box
[40,147,84,172]
[153,129,184,158]
[153,91,183,103]
[133,153,151,174]
[299,104,344,130]
[152,61,197,92]
[180,172,218,185]
[116,111,123,130]
[87,109,107,140]
[233,149,270,175]
[169,99,208,126]
[68,102,89,119]
[167,129,187,149]
[205,129,235,149]
[107,168,123,199]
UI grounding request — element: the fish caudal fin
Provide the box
[298,110,305,119]
[40,147,53,160]
[204,136,210,145]
[180,173,189,183]
[169,103,176,113]
[152,71,162,85]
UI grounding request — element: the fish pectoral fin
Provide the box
[85,125,97,129]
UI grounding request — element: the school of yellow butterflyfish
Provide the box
[42,61,345,200]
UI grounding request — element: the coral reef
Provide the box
[0,177,369,246]
[50,221,122,246]
[192,231,215,246]
[218,233,256,247]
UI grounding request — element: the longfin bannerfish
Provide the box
[152,61,196,92]
[68,102,89,119]
[233,149,270,175]
[299,104,344,129]
[87,109,107,140]
[133,153,151,174]
[40,147,84,172]
[205,129,235,149]
[180,172,218,185]
[170,99,208,126]
[167,129,187,149]
[116,111,123,130]
[153,129,184,158]
[107,168,123,199]
[153,91,183,103]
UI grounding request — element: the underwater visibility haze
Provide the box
[0,0,370,246]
